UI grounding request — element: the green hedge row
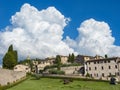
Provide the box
[49,69,65,75]
[42,75,110,83]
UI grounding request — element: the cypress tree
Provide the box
[55,55,61,70]
[68,53,75,63]
[3,44,18,69]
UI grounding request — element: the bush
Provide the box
[44,65,57,71]
[61,63,81,67]
[31,74,41,80]
[49,69,65,75]
[86,73,90,77]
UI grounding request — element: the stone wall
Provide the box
[61,66,83,75]
[0,68,26,86]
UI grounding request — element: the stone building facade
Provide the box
[14,64,31,73]
[85,57,120,79]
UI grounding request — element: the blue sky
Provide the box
[0,0,120,45]
[0,0,120,64]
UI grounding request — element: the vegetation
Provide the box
[68,53,75,63]
[61,63,81,67]
[55,55,61,70]
[7,77,120,90]
[105,54,108,58]
[44,64,58,71]
[49,69,65,75]
[86,73,91,77]
[3,45,18,69]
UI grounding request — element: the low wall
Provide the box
[0,68,26,86]
[61,66,83,75]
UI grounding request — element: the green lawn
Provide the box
[7,77,120,90]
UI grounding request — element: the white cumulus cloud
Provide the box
[0,3,76,60]
[65,18,120,56]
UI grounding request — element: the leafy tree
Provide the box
[3,45,18,69]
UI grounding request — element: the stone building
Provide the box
[85,57,120,79]
[75,55,94,64]
[14,64,31,73]
[60,55,68,64]
[75,55,104,64]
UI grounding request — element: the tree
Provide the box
[105,54,108,58]
[71,53,75,63]
[68,53,75,63]
[8,44,13,52]
[55,55,61,70]
[3,44,18,69]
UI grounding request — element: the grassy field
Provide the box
[7,77,120,90]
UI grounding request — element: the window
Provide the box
[101,66,104,70]
[108,60,110,63]
[14,67,17,69]
[89,62,90,64]
[97,73,98,77]
[109,66,111,69]
[117,72,119,76]
[109,73,111,76]
[91,74,92,77]
[95,67,97,70]
[115,65,117,69]
[94,62,96,64]
[89,67,91,70]
[115,72,118,76]
[100,61,103,64]
[97,61,99,64]
[104,60,106,63]
[114,60,116,62]
[102,73,104,77]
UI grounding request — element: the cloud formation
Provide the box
[0,3,119,63]
[65,18,120,56]
[0,3,76,60]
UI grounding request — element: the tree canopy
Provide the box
[55,55,61,70]
[68,53,75,63]
[3,44,18,69]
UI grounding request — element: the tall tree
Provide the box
[71,53,75,63]
[3,44,18,69]
[55,55,61,70]
[68,53,75,63]
[105,54,108,58]
[8,44,13,52]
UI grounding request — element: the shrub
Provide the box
[61,63,81,67]
[32,74,41,80]
[49,69,65,75]
[44,65,57,71]
[86,73,90,77]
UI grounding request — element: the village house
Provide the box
[85,57,120,80]
[60,55,69,64]
[75,55,104,64]
[37,57,55,71]
[14,64,31,73]
[34,56,69,72]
